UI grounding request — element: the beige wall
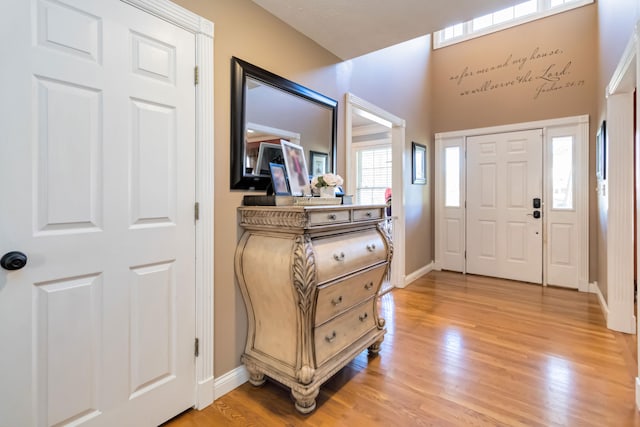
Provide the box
[595,0,640,301]
[171,0,432,377]
[431,4,599,279]
[348,36,433,279]
[432,5,597,133]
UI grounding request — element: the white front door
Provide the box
[0,1,197,425]
[466,130,543,283]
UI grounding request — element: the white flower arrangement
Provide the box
[311,173,343,188]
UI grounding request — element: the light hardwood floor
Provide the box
[165,271,640,426]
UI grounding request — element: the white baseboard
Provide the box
[579,280,598,293]
[213,365,248,400]
[196,376,214,409]
[403,262,434,287]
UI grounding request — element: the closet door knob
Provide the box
[1,251,28,271]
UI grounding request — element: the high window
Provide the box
[434,0,593,49]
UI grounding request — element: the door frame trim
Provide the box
[604,27,637,335]
[435,115,589,290]
[345,93,406,288]
[122,0,215,410]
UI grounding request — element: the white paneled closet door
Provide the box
[0,1,198,425]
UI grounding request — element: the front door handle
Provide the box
[526,210,541,219]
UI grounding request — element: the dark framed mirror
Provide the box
[230,57,338,190]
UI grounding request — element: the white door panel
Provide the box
[1,1,196,425]
[467,130,543,283]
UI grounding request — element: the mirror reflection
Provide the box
[230,57,337,190]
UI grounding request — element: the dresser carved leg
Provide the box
[245,362,266,386]
[248,372,266,386]
[291,387,319,414]
[368,337,384,355]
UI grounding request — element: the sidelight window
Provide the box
[445,147,461,207]
[551,136,574,210]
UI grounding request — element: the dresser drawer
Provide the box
[314,301,376,366]
[353,207,383,222]
[315,265,386,325]
[314,229,386,283]
[308,209,351,226]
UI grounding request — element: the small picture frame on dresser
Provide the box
[281,140,311,196]
[269,162,290,195]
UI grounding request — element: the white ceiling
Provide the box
[252,0,525,59]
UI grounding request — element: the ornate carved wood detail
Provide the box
[292,234,316,313]
[375,223,392,330]
[241,210,308,228]
[377,222,394,265]
[292,234,317,384]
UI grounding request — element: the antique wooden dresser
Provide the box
[235,204,392,413]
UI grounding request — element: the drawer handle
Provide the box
[365,211,372,218]
[366,243,377,252]
[325,331,337,343]
[359,312,369,322]
[364,282,374,290]
[331,296,343,306]
[333,252,345,261]
[328,214,337,221]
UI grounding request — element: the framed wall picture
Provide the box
[596,120,606,180]
[412,142,427,185]
[269,162,290,195]
[310,151,329,176]
[281,140,311,196]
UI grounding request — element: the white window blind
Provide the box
[355,146,392,205]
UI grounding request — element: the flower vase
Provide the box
[319,186,336,198]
